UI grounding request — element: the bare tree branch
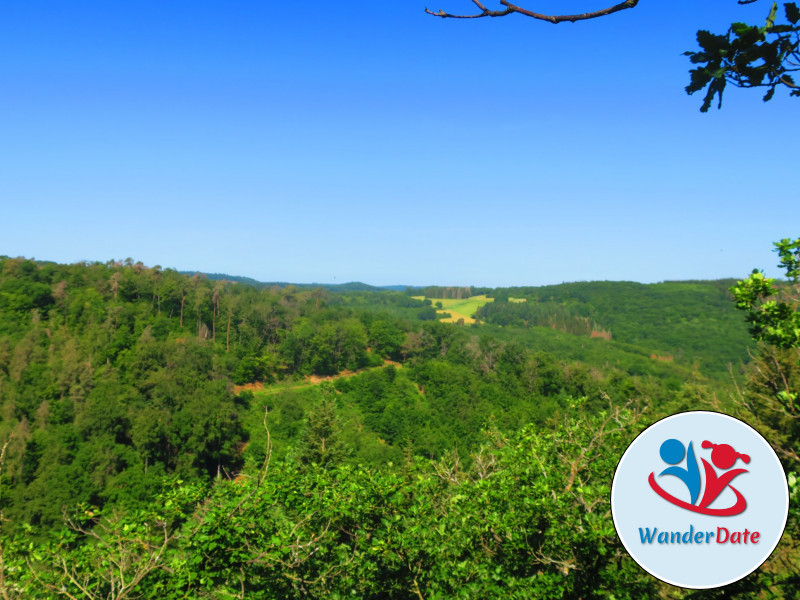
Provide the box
[228,405,273,518]
[426,0,641,24]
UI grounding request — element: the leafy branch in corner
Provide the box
[686,2,800,111]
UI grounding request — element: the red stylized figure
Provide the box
[697,441,749,510]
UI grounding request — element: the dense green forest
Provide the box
[0,254,798,598]
[477,280,754,378]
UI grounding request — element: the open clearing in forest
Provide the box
[235,360,402,396]
[412,294,494,324]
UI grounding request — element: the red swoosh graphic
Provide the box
[648,472,747,516]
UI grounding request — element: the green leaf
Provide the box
[696,30,729,52]
[762,2,779,32]
[786,2,800,24]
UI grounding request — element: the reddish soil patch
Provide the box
[590,330,612,340]
[233,381,266,394]
[234,359,403,393]
[305,372,351,384]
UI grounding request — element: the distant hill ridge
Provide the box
[180,271,746,295]
[178,271,415,292]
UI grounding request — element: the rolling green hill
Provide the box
[479,280,753,379]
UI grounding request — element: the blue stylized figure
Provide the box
[658,439,701,505]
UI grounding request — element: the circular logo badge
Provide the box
[611,411,788,589]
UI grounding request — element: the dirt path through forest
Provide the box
[233,359,402,396]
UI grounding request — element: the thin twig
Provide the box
[229,405,273,517]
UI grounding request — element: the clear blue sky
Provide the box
[1,1,797,286]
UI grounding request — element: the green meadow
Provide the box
[412,294,496,323]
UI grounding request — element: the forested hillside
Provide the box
[478,280,754,377]
[0,255,796,599]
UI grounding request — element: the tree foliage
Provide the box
[731,238,800,464]
[2,406,664,599]
[732,238,800,350]
[725,239,800,597]
[686,2,800,111]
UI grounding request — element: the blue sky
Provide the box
[1,1,797,286]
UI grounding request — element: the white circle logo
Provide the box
[611,411,789,589]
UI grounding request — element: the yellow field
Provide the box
[412,294,494,324]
